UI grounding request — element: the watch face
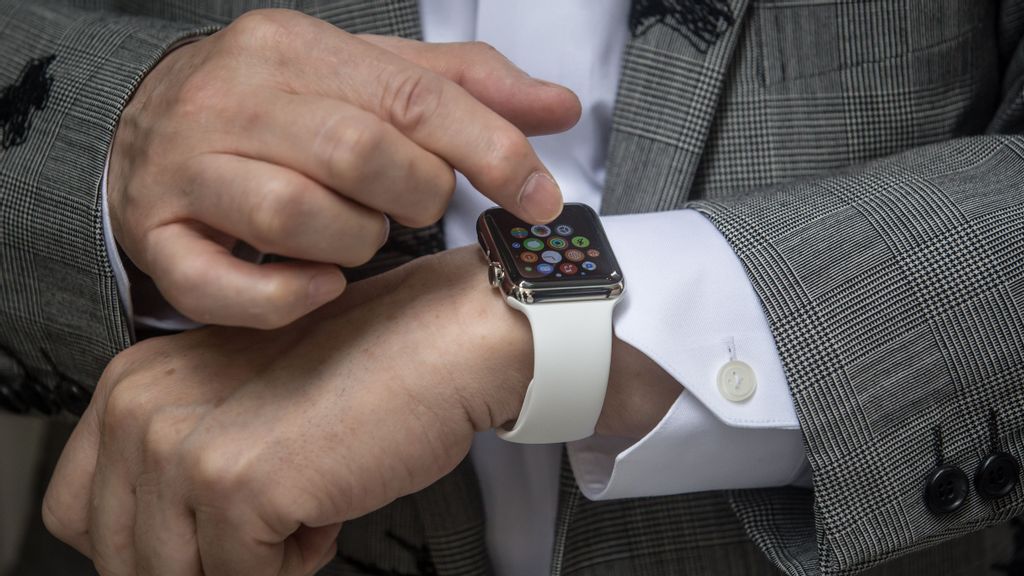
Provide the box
[480,204,622,290]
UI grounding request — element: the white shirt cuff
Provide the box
[101,158,133,324]
[567,209,808,500]
[570,391,808,499]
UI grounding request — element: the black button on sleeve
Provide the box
[57,379,92,417]
[0,353,29,414]
[925,465,969,514]
[975,452,1019,500]
[0,383,30,414]
[24,379,61,415]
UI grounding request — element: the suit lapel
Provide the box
[601,0,752,215]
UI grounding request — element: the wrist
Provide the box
[597,338,681,440]
[430,247,678,442]
[405,246,533,433]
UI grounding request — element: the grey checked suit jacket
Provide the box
[1,0,1023,574]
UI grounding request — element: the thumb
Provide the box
[359,35,582,137]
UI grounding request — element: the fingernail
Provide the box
[308,269,345,306]
[517,172,563,223]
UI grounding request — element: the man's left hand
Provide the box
[42,247,533,576]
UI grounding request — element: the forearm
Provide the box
[598,339,681,439]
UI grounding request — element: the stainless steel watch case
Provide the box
[476,206,625,305]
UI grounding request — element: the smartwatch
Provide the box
[476,203,625,444]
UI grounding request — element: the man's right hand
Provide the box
[108,9,580,328]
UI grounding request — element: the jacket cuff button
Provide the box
[0,382,30,414]
[24,379,61,415]
[975,452,1019,500]
[924,464,969,514]
[57,379,92,417]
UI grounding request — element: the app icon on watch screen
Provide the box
[523,238,545,251]
[586,248,600,258]
[511,242,521,249]
[555,224,573,236]
[536,263,554,275]
[531,225,551,237]
[540,250,562,264]
[547,237,567,250]
[571,236,590,248]
[581,261,597,271]
[564,248,584,262]
[520,251,539,264]
[559,263,579,275]
[511,227,529,239]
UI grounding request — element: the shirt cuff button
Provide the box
[718,360,757,402]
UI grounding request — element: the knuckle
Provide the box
[381,70,444,134]
[98,338,166,396]
[227,9,295,49]
[477,129,532,191]
[248,176,304,246]
[102,379,148,436]
[231,9,276,31]
[387,160,455,229]
[141,412,188,471]
[398,166,455,228]
[186,442,249,497]
[388,165,452,228]
[422,180,455,225]
[338,220,386,267]
[320,117,385,185]
[251,277,302,328]
[99,349,134,388]
[466,40,499,57]
[400,199,446,229]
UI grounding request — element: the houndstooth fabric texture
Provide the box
[1,0,1023,575]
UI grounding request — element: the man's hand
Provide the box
[109,9,581,328]
[42,247,679,576]
[44,246,533,576]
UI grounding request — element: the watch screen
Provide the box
[481,203,621,287]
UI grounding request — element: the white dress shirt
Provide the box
[423,2,807,574]
[102,2,809,575]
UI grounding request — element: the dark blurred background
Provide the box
[1,415,97,576]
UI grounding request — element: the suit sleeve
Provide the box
[689,7,1024,576]
[0,0,216,416]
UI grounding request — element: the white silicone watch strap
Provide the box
[498,296,620,444]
